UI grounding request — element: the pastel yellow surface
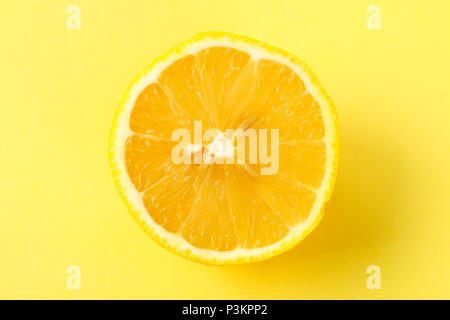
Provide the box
[1,0,449,299]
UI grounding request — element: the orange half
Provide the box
[109,32,339,265]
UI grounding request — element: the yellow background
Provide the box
[1,0,449,299]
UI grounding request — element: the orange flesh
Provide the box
[125,47,326,251]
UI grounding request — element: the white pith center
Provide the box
[204,133,235,163]
[184,132,236,164]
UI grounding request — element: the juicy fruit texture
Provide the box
[110,32,338,264]
[127,48,324,250]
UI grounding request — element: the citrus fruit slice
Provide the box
[109,32,339,265]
